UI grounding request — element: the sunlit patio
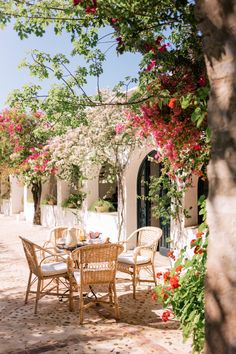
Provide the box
[0,214,191,354]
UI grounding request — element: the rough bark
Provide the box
[195,1,236,352]
[31,180,42,225]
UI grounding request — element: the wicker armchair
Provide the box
[117,227,163,299]
[43,226,68,251]
[19,236,72,314]
[43,226,84,251]
[68,242,124,324]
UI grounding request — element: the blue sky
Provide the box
[0,25,141,107]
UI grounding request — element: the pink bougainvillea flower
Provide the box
[115,123,125,134]
[155,35,163,45]
[168,98,177,109]
[110,18,118,24]
[85,6,96,14]
[73,0,83,5]
[158,43,169,53]
[146,59,156,72]
[193,144,201,151]
[198,76,206,87]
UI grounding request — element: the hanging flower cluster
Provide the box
[73,0,97,14]
[125,67,210,183]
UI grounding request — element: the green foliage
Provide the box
[147,172,188,224]
[154,196,208,353]
[42,194,57,205]
[89,198,115,212]
[61,191,86,209]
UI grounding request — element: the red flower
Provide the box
[168,98,177,109]
[175,265,183,273]
[194,246,206,254]
[85,6,96,14]
[146,59,156,72]
[167,249,175,260]
[161,310,171,322]
[170,275,180,289]
[190,239,196,247]
[151,292,157,301]
[155,36,163,45]
[158,43,169,53]
[110,18,118,24]
[163,271,170,282]
[198,76,206,87]
[196,231,204,238]
[161,289,169,299]
[73,0,82,5]
[193,144,201,151]
[156,272,163,279]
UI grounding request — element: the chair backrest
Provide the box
[68,227,84,242]
[71,243,123,286]
[19,236,41,276]
[49,226,68,246]
[137,227,163,248]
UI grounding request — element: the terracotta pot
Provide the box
[95,206,108,212]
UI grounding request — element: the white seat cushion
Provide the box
[73,270,81,284]
[118,251,150,265]
[41,262,68,276]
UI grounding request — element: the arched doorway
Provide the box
[137,151,170,256]
[197,177,209,225]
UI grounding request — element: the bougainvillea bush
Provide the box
[0,108,54,224]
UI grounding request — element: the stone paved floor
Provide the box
[0,215,192,354]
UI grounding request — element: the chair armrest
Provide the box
[39,248,67,265]
[133,245,154,262]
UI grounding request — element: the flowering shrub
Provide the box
[61,192,86,209]
[0,108,54,224]
[153,198,208,353]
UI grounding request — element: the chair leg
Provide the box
[112,283,120,319]
[34,278,41,314]
[108,283,113,305]
[152,263,157,286]
[79,287,84,324]
[25,271,32,304]
[69,277,74,312]
[132,267,137,299]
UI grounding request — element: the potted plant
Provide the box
[61,192,86,209]
[89,199,115,213]
[43,194,57,206]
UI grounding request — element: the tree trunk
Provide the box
[31,180,42,225]
[195,1,236,352]
[117,172,125,242]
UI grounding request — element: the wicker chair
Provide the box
[68,242,124,324]
[43,226,84,251]
[117,227,163,299]
[19,236,72,314]
[43,226,68,251]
